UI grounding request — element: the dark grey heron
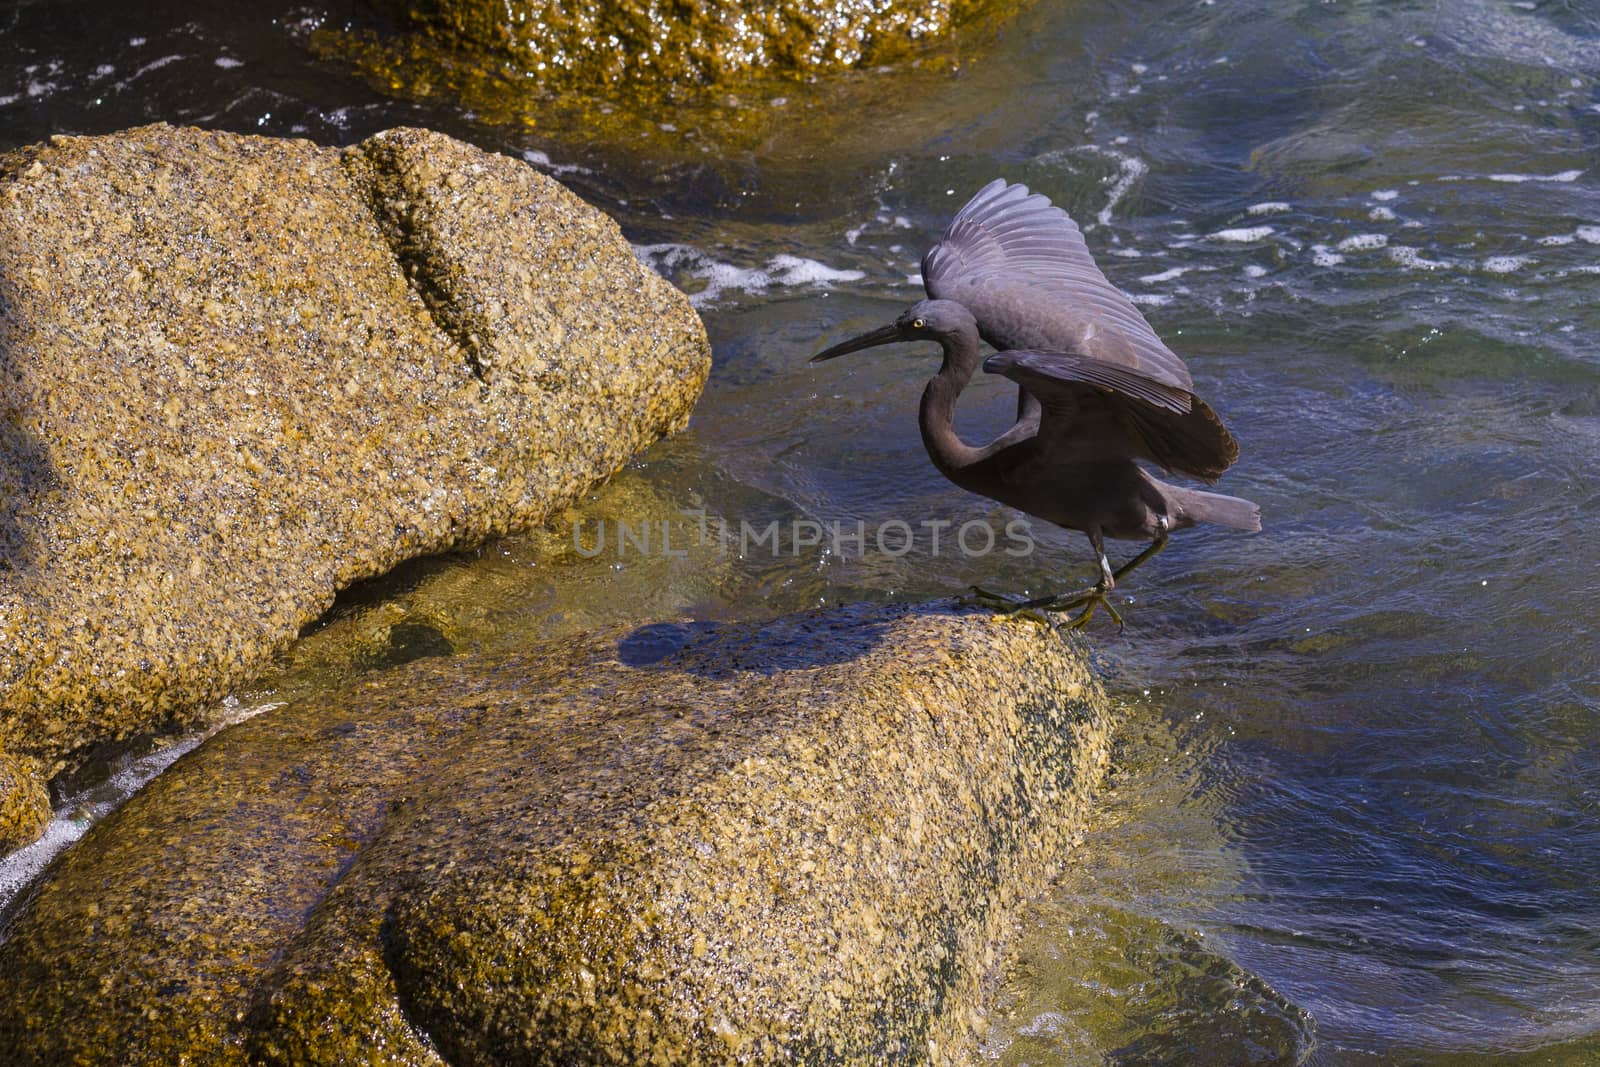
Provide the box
[811,179,1260,629]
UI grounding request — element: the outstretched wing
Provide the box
[923,179,1193,391]
[984,349,1239,482]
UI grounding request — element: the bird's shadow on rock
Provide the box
[615,598,990,675]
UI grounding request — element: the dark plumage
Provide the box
[812,179,1260,628]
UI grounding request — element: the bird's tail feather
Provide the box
[1164,485,1261,532]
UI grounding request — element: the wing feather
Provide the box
[923,180,1193,391]
[983,349,1239,481]
[983,350,1191,414]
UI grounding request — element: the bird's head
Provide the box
[809,299,976,363]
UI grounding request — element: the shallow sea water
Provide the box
[3,0,1599,1062]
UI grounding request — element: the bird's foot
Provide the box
[1060,590,1125,633]
[965,584,1130,633]
[961,588,1066,632]
[1016,586,1100,612]
[1018,586,1126,633]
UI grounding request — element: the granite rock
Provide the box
[0,124,710,849]
[0,603,1111,1065]
[362,0,1006,90]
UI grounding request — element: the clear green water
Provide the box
[3,0,1599,1062]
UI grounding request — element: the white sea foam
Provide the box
[1369,206,1397,222]
[319,106,358,130]
[1243,264,1269,278]
[0,819,92,917]
[1139,266,1191,283]
[1389,245,1451,271]
[1488,169,1583,183]
[1337,233,1389,253]
[1577,226,1600,244]
[1481,254,1535,274]
[1209,226,1274,242]
[214,57,243,69]
[634,245,866,307]
[0,698,282,918]
[126,54,183,82]
[1096,149,1148,227]
[1371,189,1400,201]
[1128,293,1174,306]
[520,149,590,177]
[1036,144,1148,227]
[1539,234,1577,246]
[1311,244,1345,267]
[1246,201,1291,215]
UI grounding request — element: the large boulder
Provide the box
[359,0,1009,90]
[0,124,710,848]
[318,4,1040,191]
[0,603,1111,1065]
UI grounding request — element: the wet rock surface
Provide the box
[362,0,1005,90]
[0,603,1111,1066]
[0,748,49,852]
[319,0,1034,165]
[0,124,710,848]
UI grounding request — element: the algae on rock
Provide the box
[0,124,710,850]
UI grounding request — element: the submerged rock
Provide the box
[0,124,710,850]
[0,603,1111,1065]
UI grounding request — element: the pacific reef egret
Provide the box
[811,179,1260,630]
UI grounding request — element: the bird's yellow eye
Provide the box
[912,318,925,329]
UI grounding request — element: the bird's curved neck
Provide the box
[918,332,985,479]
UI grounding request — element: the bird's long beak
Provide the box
[809,324,904,363]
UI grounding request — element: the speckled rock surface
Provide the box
[362,0,1005,90]
[0,124,710,850]
[0,603,1111,1065]
[0,748,49,852]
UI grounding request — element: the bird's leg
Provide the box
[1110,520,1169,584]
[1012,528,1111,614]
[969,529,1109,618]
[1043,529,1115,627]
[1061,523,1169,630]
[970,520,1171,629]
